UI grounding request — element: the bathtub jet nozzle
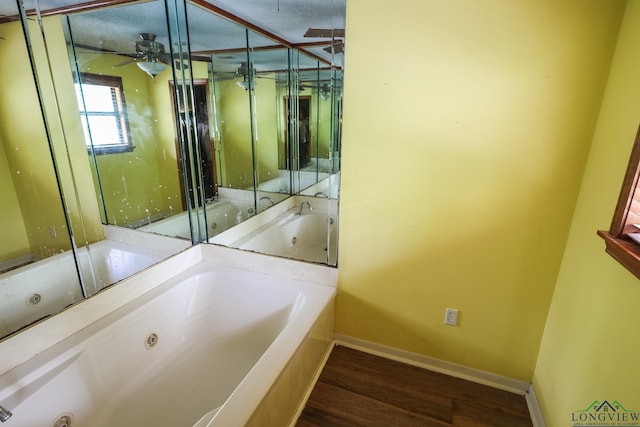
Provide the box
[0,405,12,422]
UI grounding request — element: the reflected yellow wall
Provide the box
[0,20,77,257]
[316,95,332,159]
[216,79,254,188]
[337,0,624,381]
[533,2,640,425]
[40,17,105,245]
[0,134,30,260]
[151,64,197,214]
[275,89,331,170]
[76,53,182,225]
[254,76,280,184]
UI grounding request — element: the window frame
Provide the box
[598,124,640,279]
[76,72,134,155]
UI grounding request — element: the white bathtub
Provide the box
[0,229,189,339]
[0,245,336,427]
[213,196,339,266]
[256,170,330,194]
[233,212,338,265]
[300,172,340,199]
[138,199,256,240]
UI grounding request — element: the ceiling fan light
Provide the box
[137,61,167,78]
[236,79,256,91]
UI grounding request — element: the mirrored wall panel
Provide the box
[1,0,344,340]
[0,1,87,339]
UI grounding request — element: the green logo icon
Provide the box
[572,400,639,426]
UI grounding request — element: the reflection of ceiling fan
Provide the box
[212,61,251,81]
[304,28,345,54]
[212,61,274,90]
[113,33,177,77]
[79,33,195,77]
[234,61,256,90]
[295,81,334,99]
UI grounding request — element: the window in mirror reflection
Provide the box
[75,73,132,154]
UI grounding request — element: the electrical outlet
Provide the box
[49,226,57,238]
[444,308,459,326]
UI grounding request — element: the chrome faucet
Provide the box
[0,405,12,422]
[259,196,274,206]
[314,192,329,198]
[297,200,312,215]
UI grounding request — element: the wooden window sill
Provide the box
[597,230,640,279]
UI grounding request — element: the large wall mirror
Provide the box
[0,0,344,340]
[0,1,87,339]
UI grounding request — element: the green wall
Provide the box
[533,2,640,425]
[338,0,624,381]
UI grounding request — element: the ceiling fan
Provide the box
[212,61,281,89]
[211,61,253,80]
[110,33,173,77]
[303,28,345,54]
[234,61,256,90]
[210,61,261,89]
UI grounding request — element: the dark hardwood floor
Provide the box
[296,345,533,427]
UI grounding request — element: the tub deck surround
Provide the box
[137,199,256,240]
[255,170,329,194]
[0,244,337,427]
[300,172,340,199]
[236,213,338,265]
[102,224,192,256]
[0,228,189,339]
[134,187,291,241]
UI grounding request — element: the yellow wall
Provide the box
[533,2,640,425]
[0,133,30,260]
[0,20,77,257]
[315,95,332,159]
[40,17,105,245]
[75,52,182,225]
[337,0,624,381]
[254,75,280,184]
[151,64,193,215]
[216,79,255,188]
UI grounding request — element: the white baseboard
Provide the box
[290,334,546,427]
[334,334,530,395]
[525,383,546,427]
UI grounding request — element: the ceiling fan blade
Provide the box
[212,72,239,82]
[158,53,173,65]
[323,40,344,54]
[112,57,137,68]
[304,28,345,38]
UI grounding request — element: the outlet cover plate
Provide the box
[444,308,459,326]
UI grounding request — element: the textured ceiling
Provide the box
[0,0,345,67]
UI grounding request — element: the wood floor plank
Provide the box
[318,352,454,423]
[330,346,531,418]
[329,346,527,415]
[296,345,533,427]
[296,405,360,427]
[304,380,452,427]
[452,398,533,427]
